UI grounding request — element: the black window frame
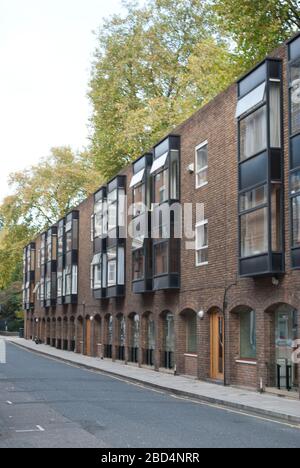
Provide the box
[288,34,300,268]
[63,211,79,305]
[237,59,285,278]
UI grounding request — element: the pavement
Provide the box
[5,337,300,425]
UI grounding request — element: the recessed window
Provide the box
[240,106,267,160]
[240,310,256,360]
[195,220,208,266]
[186,312,197,354]
[195,142,208,188]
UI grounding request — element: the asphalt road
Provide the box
[0,343,299,448]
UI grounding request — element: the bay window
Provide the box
[44,226,57,308]
[237,59,284,277]
[57,219,64,304]
[289,37,300,268]
[91,188,107,299]
[106,175,126,298]
[131,154,153,293]
[63,211,79,304]
[151,136,180,290]
[22,243,36,310]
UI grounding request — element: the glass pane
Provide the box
[108,202,117,231]
[132,249,144,281]
[241,207,268,257]
[240,185,267,212]
[170,158,179,199]
[196,144,208,170]
[292,195,300,247]
[169,239,180,273]
[236,82,266,118]
[107,260,117,286]
[240,106,267,160]
[196,168,208,188]
[165,313,175,352]
[132,315,140,348]
[271,184,282,252]
[154,169,169,204]
[148,319,155,350]
[154,242,168,275]
[197,248,208,265]
[269,83,281,148]
[291,170,300,194]
[196,223,208,250]
[290,59,300,135]
[133,184,145,217]
[240,310,256,359]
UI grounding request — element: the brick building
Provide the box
[23,33,300,397]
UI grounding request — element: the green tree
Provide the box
[89,0,240,180]
[213,0,300,67]
[0,146,102,290]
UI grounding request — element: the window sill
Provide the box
[235,359,257,366]
[195,181,208,190]
[196,262,209,267]
[184,353,198,358]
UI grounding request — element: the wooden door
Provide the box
[210,311,224,381]
[86,319,91,356]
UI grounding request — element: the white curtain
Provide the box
[241,106,267,160]
[270,83,281,148]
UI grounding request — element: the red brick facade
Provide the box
[24,34,300,397]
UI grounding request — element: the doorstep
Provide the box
[6,338,300,426]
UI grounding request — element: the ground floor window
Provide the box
[240,309,256,360]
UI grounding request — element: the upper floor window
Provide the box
[195,220,208,266]
[195,142,208,188]
[290,58,300,136]
[240,106,267,161]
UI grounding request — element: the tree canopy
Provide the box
[89,0,241,180]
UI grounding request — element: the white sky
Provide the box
[0,0,126,202]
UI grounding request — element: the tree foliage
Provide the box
[0,146,102,290]
[89,0,241,180]
[212,0,300,67]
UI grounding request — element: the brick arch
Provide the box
[264,301,298,314]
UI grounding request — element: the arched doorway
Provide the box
[69,317,75,352]
[76,317,83,354]
[179,309,198,377]
[266,303,298,392]
[161,311,175,370]
[85,316,92,356]
[116,314,126,361]
[46,319,51,345]
[93,315,102,357]
[57,318,62,349]
[128,313,140,364]
[63,317,68,350]
[142,312,155,367]
[104,314,113,359]
[51,319,56,347]
[210,309,224,381]
[41,319,46,343]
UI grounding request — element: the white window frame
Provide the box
[195,220,208,267]
[195,141,208,189]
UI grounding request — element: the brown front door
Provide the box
[210,311,224,381]
[86,319,91,356]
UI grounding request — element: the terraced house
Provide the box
[23,33,300,398]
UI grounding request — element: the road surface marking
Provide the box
[6,401,13,405]
[15,425,45,433]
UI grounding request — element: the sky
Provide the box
[0,0,126,202]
